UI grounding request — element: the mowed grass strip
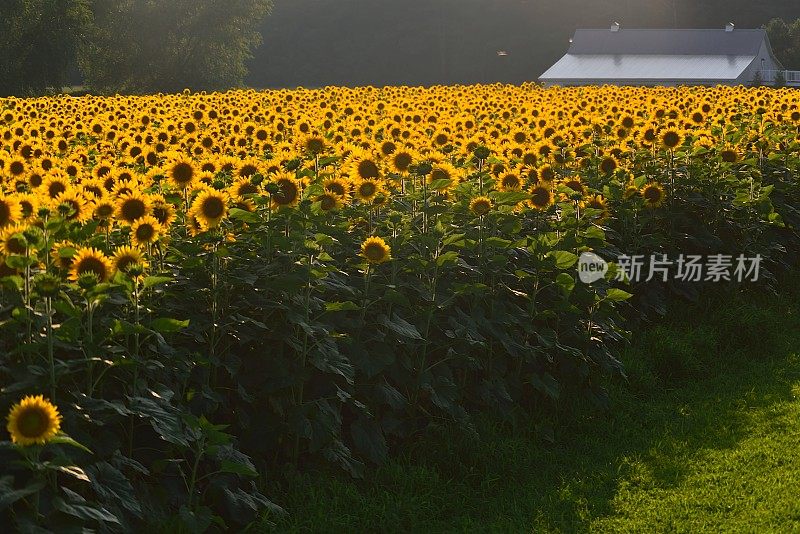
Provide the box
[264,280,800,533]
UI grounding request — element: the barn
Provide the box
[539,24,797,87]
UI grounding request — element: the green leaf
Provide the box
[0,477,46,510]
[484,237,512,248]
[325,301,360,312]
[50,433,93,454]
[150,318,190,333]
[143,276,172,289]
[436,250,459,267]
[219,460,258,478]
[379,314,423,340]
[605,288,633,302]
[548,250,579,269]
[229,207,260,223]
[490,191,531,205]
[556,273,576,294]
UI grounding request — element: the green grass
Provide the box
[262,282,800,533]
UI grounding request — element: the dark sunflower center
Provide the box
[201,197,225,219]
[17,408,48,438]
[49,182,66,198]
[238,183,258,196]
[29,173,42,187]
[644,187,662,202]
[327,183,346,196]
[531,188,551,207]
[359,182,376,197]
[172,163,194,184]
[600,158,617,174]
[306,139,325,154]
[116,255,137,272]
[358,160,379,179]
[7,236,26,254]
[663,131,680,148]
[320,195,336,210]
[9,161,24,175]
[239,165,258,177]
[0,202,10,226]
[431,169,449,181]
[275,180,299,205]
[502,175,520,189]
[721,150,738,163]
[121,199,145,221]
[381,142,396,156]
[394,153,412,170]
[136,224,155,241]
[364,243,386,262]
[78,256,108,281]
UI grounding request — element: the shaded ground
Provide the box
[262,281,800,532]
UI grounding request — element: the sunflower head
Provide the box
[190,189,229,229]
[660,128,683,150]
[113,245,148,275]
[528,184,554,211]
[0,195,22,228]
[469,196,493,217]
[361,236,391,265]
[167,157,196,189]
[6,395,62,446]
[69,247,113,283]
[131,215,163,246]
[116,192,151,225]
[641,183,666,208]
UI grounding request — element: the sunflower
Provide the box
[641,183,666,208]
[130,216,163,246]
[659,128,683,150]
[235,158,262,179]
[112,245,148,274]
[54,190,90,223]
[361,236,391,264]
[43,174,69,199]
[299,134,328,156]
[190,189,229,229]
[599,156,618,175]
[469,196,492,217]
[229,177,260,200]
[91,196,116,222]
[151,198,176,228]
[6,395,62,446]
[719,146,740,163]
[581,194,610,222]
[166,156,197,189]
[498,172,523,192]
[7,156,26,178]
[427,163,458,192]
[116,192,151,225]
[0,224,29,256]
[51,241,77,270]
[323,177,351,198]
[354,178,382,202]
[528,184,554,210]
[348,149,382,181]
[0,195,22,228]
[15,193,38,220]
[69,247,113,283]
[390,150,415,174]
[316,192,344,212]
[270,173,304,208]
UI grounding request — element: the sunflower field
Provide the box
[1,83,799,530]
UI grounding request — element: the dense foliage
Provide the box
[0,84,799,530]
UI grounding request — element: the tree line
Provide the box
[0,0,272,97]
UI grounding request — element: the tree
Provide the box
[764,18,800,70]
[80,0,273,94]
[0,0,93,97]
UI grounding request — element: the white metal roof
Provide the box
[539,54,755,81]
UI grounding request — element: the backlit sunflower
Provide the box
[354,178,382,202]
[361,236,391,264]
[131,216,163,246]
[54,190,90,223]
[427,163,458,192]
[581,194,610,222]
[270,173,304,208]
[660,128,683,150]
[112,246,148,274]
[69,247,113,283]
[166,156,197,189]
[316,192,344,212]
[190,189,229,229]
[349,149,382,181]
[6,395,62,446]
[528,184,554,210]
[498,172,523,192]
[469,196,492,217]
[0,224,29,256]
[641,183,666,208]
[0,195,22,228]
[116,192,151,225]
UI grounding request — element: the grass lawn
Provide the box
[263,281,800,533]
